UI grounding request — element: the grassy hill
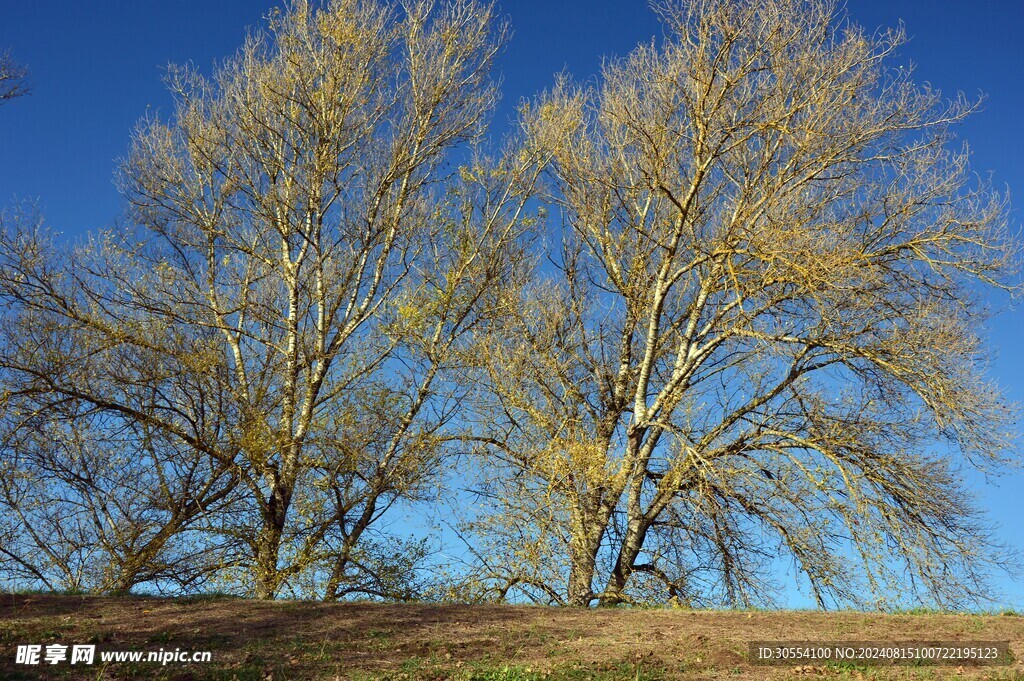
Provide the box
[1,594,1022,680]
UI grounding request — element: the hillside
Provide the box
[1,594,1022,680]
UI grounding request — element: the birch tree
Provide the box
[0,0,527,599]
[468,0,1019,608]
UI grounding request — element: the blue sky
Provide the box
[1,1,1022,607]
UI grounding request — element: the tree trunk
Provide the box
[599,518,650,605]
[253,483,292,599]
[567,528,602,606]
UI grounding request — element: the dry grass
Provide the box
[1,594,1022,680]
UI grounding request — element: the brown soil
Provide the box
[1,593,1021,680]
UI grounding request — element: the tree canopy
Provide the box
[461,0,1020,608]
[0,0,1018,609]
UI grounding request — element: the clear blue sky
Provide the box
[1,1,1021,607]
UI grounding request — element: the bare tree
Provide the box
[0,403,239,594]
[0,209,243,595]
[467,0,1020,608]
[0,49,29,104]
[0,0,529,599]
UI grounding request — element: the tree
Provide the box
[0,49,29,104]
[466,0,1019,608]
[0,397,240,594]
[0,0,537,599]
